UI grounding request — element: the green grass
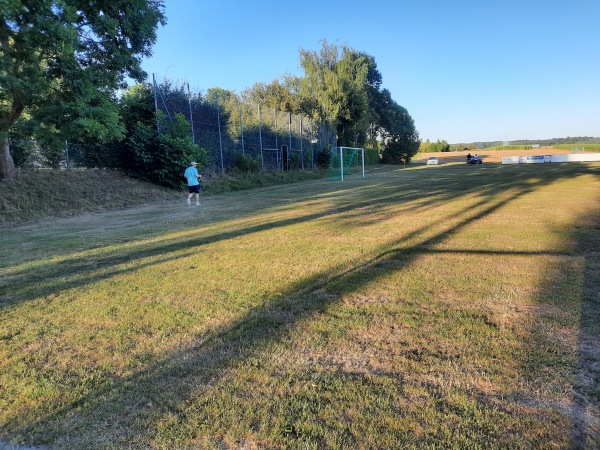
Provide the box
[553,143,600,152]
[0,168,328,225]
[0,169,181,225]
[485,145,533,151]
[1,163,599,449]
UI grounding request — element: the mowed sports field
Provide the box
[1,160,599,449]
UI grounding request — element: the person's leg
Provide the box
[195,192,201,205]
[186,191,193,204]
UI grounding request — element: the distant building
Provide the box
[531,144,540,148]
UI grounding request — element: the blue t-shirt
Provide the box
[184,166,199,186]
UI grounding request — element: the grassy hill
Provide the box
[0,170,180,225]
[0,169,326,225]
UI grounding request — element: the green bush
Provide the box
[316,147,331,168]
[364,148,380,165]
[201,168,327,194]
[9,140,37,169]
[121,113,208,189]
[381,137,420,164]
[486,145,533,151]
[235,153,259,173]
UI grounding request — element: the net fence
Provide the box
[154,82,337,173]
[8,139,124,171]
[8,83,338,173]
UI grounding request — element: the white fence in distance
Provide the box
[502,153,600,164]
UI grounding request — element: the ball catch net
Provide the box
[329,147,365,181]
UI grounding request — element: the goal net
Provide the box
[329,147,365,181]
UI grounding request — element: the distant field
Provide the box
[485,145,533,151]
[417,147,573,165]
[553,143,600,151]
[1,162,599,449]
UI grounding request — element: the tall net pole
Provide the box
[258,104,264,170]
[187,83,195,145]
[239,97,245,155]
[288,112,292,171]
[300,117,304,170]
[216,92,224,175]
[152,73,160,133]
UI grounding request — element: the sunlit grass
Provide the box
[1,162,599,449]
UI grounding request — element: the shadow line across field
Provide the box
[3,165,593,309]
[2,163,599,447]
[568,203,600,448]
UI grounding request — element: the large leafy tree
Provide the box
[244,76,305,115]
[299,41,373,147]
[0,0,166,181]
[376,88,420,164]
[298,40,418,153]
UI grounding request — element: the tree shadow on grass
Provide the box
[525,202,600,448]
[3,164,595,311]
[1,163,599,448]
[570,210,600,448]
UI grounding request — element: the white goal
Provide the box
[329,147,365,181]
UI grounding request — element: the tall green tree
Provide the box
[245,78,302,114]
[298,40,418,153]
[0,0,166,181]
[370,88,420,164]
[299,41,373,147]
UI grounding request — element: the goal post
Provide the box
[329,147,365,181]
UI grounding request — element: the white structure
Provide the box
[502,153,600,164]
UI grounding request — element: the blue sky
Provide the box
[140,0,600,144]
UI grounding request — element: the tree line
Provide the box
[0,2,420,184]
[470,137,600,149]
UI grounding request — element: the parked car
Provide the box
[467,155,483,164]
[426,156,439,165]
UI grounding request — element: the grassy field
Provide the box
[553,144,600,152]
[484,145,533,151]
[0,169,327,225]
[1,162,599,449]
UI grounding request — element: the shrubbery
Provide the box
[119,113,207,189]
[364,148,380,165]
[420,139,450,153]
[381,136,420,165]
[234,153,259,173]
[315,147,331,168]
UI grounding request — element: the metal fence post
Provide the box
[216,92,224,175]
[288,112,292,171]
[300,117,304,170]
[65,141,70,173]
[258,104,264,170]
[188,83,195,145]
[239,97,244,155]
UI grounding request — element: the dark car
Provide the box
[467,155,483,165]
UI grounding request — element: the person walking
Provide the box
[184,161,202,205]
